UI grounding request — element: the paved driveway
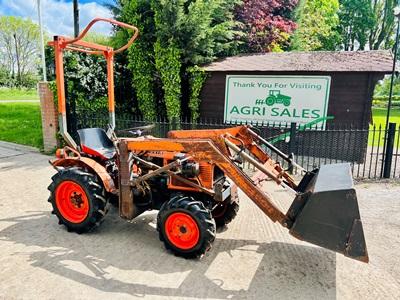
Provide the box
[0,142,399,299]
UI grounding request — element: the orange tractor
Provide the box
[48,19,368,261]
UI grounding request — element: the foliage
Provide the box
[154,40,182,122]
[369,0,397,50]
[127,46,157,120]
[111,0,241,120]
[374,75,400,98]
[83,32,112,46]
[335,0,398,51]
[0,102,43,149]
[0,16,41,88]
[151,0,184,122]
[337,0,375,50]
[291,0,340,51]
[45,47,108,113]
[0,65,9,86]
[372,98,400,108]
[175,0,242,64]
[187,65,207,121]
[112,0,158,120]
[48,80,57,103]
[235,0,298,53]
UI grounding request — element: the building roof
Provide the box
[203,50,393,73]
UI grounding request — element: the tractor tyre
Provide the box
[283,99,290,107]
[266,96,275,106]
[48,167,109,233]
[213,201,239,228]
[108,193,119,208]
[157,194,216,258]
[212,187,239,228]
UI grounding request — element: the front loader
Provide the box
[47,18,368,262]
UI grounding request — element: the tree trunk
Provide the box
[13,33,21,87]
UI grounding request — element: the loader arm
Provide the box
[168,126,297,188]
[120,138,289,224]
[122,125,368,262]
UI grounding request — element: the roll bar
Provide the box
[48,18,139,149]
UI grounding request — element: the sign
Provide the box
[224,75,331,126]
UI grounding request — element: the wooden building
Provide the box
[200,50,393,128]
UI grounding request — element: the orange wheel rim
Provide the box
[55,180,89,223]
[165,212,200,250]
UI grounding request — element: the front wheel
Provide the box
[213,201,239,228]
[212,185,239,228]
[48,167,109,233]
[157,194,216,258]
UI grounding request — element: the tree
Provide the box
[0,16,41,87]
[291,0,340,51]
[374,75,400,98]
[111,0,158,120]
[235,0,298,53]
[111,0,241,121]
[338,0,375,50]
[369,0,397,50]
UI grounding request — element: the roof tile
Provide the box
[203,50,393,72]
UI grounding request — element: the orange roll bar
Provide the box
[48,18,139,148]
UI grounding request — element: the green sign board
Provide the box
[224,75,331,126]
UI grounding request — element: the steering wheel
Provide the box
[116,124,155,137]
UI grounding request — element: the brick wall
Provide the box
[38,82,58,152]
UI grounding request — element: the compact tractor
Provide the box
[47,18,368,261]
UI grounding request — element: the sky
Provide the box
[0,0,115,37]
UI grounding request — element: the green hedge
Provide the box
[372,97,400,108]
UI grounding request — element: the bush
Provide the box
[45,45,137,118]
[372,97,400,108]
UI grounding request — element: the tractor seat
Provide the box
[77,128,116,160]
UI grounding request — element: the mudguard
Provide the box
[50,157,117,194]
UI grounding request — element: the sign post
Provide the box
[224,75,331,127]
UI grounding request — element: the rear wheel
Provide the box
[283,99,290,106]
[157,194,216,258]
[48,167,109,233]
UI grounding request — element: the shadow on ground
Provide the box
[0,210,336,299]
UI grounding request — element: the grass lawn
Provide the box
[0,88,39,100]
[0,102,43,149]
[371,107,400,127]
[369,107,400,147]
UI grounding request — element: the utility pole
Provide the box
[381,6,400,176]
[73,0,79,38]
[384,7,400,135]
[36,0,47,81]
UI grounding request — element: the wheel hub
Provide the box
[165,212,200,250]
[55,180,89,223]
[71,192,84,208]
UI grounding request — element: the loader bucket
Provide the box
[287,163,368,262]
